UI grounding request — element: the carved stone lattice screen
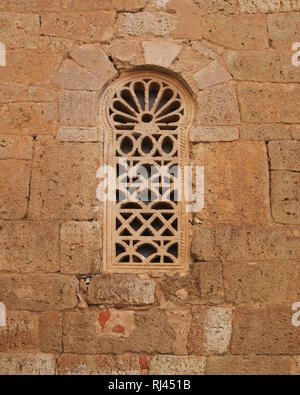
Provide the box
[100,71,194,273]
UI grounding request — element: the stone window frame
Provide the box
[54,39,239,275]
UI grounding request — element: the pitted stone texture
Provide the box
[196,83,240,126]
[54,59,105,90]
[192,224,300,262]
[0,12,39,49]
[120,12,177,36]
[0,160,30,219]
[63,310,174,354]
[70,44,117,82]
[201,14,268,49]
[165,309,191,355]
[0,49,62,85]
[59,90,98,127]
[191,141,270,225]
[0,221,59,273]
[0,0,60,11]
[232,306,300,355]
[58,127,100,142]
[61,221,102,274]
[28,136,101,220]
[207,356,292,375]
[238,83,300,123]
[39,312,63,353]
[149,355,206,375]
[0,136,33,159]
[193,60,232,90]
[188,307,232,355]
[87,274,155,305]
[0,85,57,103]
[0,274,78,311]
[271,171,300,224]
[0,102,57,135]
[41,12,115,42]
[224,261,300,304]
[269,141,300,171]
[142,41,182,68]
[0,353,56,375]
[195,0,237,13]
[0,311,39,352]
[239,0,300,13]
[224,49,300,83]
[58,354,141,375]
[190,126,239,142]
[268,13,300,48]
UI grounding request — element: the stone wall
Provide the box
[0,0,299,375]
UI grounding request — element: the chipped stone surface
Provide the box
[269,141,300,171]
[239,0,300,13]
[142,41,182,67]
[149,355,206,375]
[193,60,232,89]
[88,274,155,305]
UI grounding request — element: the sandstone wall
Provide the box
[0,0,299,375]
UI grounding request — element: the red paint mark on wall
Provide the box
[112,325,125,334]
[98,309,110,330]
[139,356,148,370]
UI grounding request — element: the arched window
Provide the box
[100,71,194,273]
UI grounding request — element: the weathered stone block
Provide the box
[237,83,300,123]
[63,310,174,354]
[193,60,232,90]
[0,102,57,135]
[0,160,30,219]
[0,274,78,311]
[0,136,33,159]
[0,221,60,273]
[191,141,270,225]
[232,306,300,354]
[224,49,300,83]
[39,312,63,353]
[196,83,240,126]
[41,12,115,42]
[28,136,102,220]
[268,13,300,48]
[239,0,300,13]
[0,85,57,103]
[142,41,182,68]
[207,355,292,375]
[188,307,232,355]
[58,354,141,375]
[239,123,293,140]
[0,0,60,11]
[149,355,206,375]
[119,12,177,36]
[63,0,146,11]
[190,126,239,142]
[224,261,300,304]
[0,311,39,352]
[59,90,98,126]
[0,49,62,85]
[0,353,56,375]
[70,43,117,82]
[201,14,268,49]
[269,141,300,171]
[87,274,155,305]
[61,221,101,274]
[193,262,224,303]
[192,224,300,261]
[271,171,300,224]
[57,127,101,142]
[0,12,39,49]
